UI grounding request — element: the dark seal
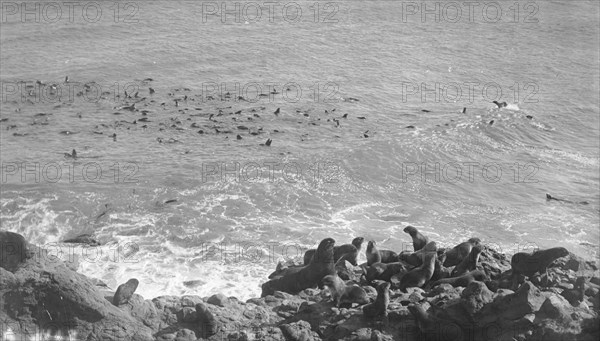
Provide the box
[365,262,411,283]
[510,247,569,278]
[431,270,488,288]
[322,274,369,307]
[362,281,390,318]
[443,238,481,267]
[399,252,436,292]
[113,278,139,306]
[261,238,335,297]
[451,244,482,277]
[403,225,429,251]
[366,240,398,266]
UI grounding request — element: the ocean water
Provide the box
[1,0,599,300]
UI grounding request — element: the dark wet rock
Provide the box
[461,281,494,315]
[2,231,598,341]
[280,320,318,341]
[0,231,31,272]
[207,293,229,307]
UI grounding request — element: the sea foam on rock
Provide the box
[1,231,599,340]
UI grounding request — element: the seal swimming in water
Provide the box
[303,237,364,266]
[113,278,139,306]
[322,274,370,307]
[403,225,429,251]
[261,238,335,297]
[399,252,437,292]
[443,238,481,267]
[366,240,398,266]
[451,244,482,277]
[64,149,77,159]
[493,101,507,108]
[362,281,390,318]
[546,193,589,205]
[62,234,99,246]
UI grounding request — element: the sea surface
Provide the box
[1,0,599,300]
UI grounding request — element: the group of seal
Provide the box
[303,237,364,266]
[261,238,336,296]
[260,225,574,332]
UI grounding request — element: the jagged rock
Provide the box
[181,295,204,307]
[538,294,573,319]
[479,281,546,324]
[174,328,196,341]
[461,281,494,315]
[195,302,220,338]
[0,239,154,340]
[2,231,598,341]
[207,293,229,307]
[180,307,197,322]
[279,320,318,341]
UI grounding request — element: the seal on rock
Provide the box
[113,278,139,306]
[303,237,364,266]
[399,241,438,267]
[451,245,482,277]
[362,281,390,318]
[443,238,481,267]
[322,274,369,307]
[431,270,488,288]
[399,252,436,292]
[261,238,336,297]
[403,225,429,251]
[366,240,398,266]
[510,247,569,278]
[365,262,411,283]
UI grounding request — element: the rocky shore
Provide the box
[1,230,599,340]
